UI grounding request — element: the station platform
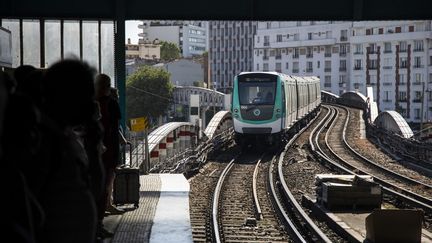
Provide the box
[104,174,193,243]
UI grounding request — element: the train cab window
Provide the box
[238,75,276,105]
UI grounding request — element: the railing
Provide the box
[155,128,234,174]
[354,66,363,70]
[292,69,299,73]
[306,68,313,72]
[339,67,347,71]
[340,36,348,41]
[324,68,331,72]
[292,54,299,59]
[339,52,347,57]
[383,66,392,69]
[324,53,331,57]
[306,54,313,58]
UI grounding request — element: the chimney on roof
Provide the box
[127,38,131,44]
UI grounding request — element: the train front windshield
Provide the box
[238,80,276,105]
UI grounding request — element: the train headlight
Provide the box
[234,108,239,113]
[276,114,281,118]
[276,108,281,113]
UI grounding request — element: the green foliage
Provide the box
[160,41,181,61]
[193,80,206,88]
[126,66,174,122]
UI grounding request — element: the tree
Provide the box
[160,41,181,61]
[126,66,174,123]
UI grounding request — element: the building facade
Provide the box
[254,21,432,123]
[125,38,161,60]
[209,21,257,93]
[138,20,208,58]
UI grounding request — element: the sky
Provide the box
[126,20,142,44]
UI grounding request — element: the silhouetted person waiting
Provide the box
[95,74,123,216]
[36,60,97,243]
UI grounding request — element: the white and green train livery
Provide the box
[231,72,321,146]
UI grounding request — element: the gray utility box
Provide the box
[315,174,382,210]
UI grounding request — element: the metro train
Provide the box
[231,72,321,147]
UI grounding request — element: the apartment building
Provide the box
[350,21,432,123]
[254,21,432,123]
[138,20,208,58]
[209,21,257,93]
[125,38,161,60]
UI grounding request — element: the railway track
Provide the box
[212,153,291,243]
[310,104,432,214]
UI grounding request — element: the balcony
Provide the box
[292,54,299,59]
[413,81,422,85]
[264,42,270,47]
[383,66,392,69]
[324,68,331,72]
[340,36,348,41]
[414,48,424,52]
[306,54,313,58]
[383,50,392,53]
[292,69,299,73]
[339,52,347,57]
[339,67,347,71]
[399,49,407,53]
[324,53,331,57]
[369,66,378,70]
[414,65,424,68]
[263,56,269,60]
[354,66,363,70]
[306,68,313,73]
[354,51,363,55]
[275,55,281,60]
[383,82,393,86]
[413,98,422,103]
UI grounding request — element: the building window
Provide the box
[399,91,407,101]
[292,48,299,58]
[399,41,407,52]
[308,32,312,40]
[317,61,320,68]
[264,36,270,46]
[324,60,331,72]
[324,76,331,87]
[400,57,408,68]
[263,63,269,71]
[384,42,392,53]
[293,62,299,73]
[266,22,271,29]
[354,44,362,54]
[325,46,331,57]
[275,49,281,59]
[354,59,362,70]
[414,91,422,103]
[414,40,424,52]
[293,33,299,41]
[325,31,332,38]
[369,59,378,69]
[368,43,377,53]
[276,63,281,72]
[339,75,346,85]
[276,34,282,42]
[306,47,313,58]
[415,73,423,84]
[339,60,347,71]
[384,91,391,102]
[414,56,423,68]
[340,30,348,41]
[306,61,313,72]
[286,62,289,69]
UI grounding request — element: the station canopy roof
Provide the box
[1,0,431,20]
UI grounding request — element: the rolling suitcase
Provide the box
[113,142,140,208]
